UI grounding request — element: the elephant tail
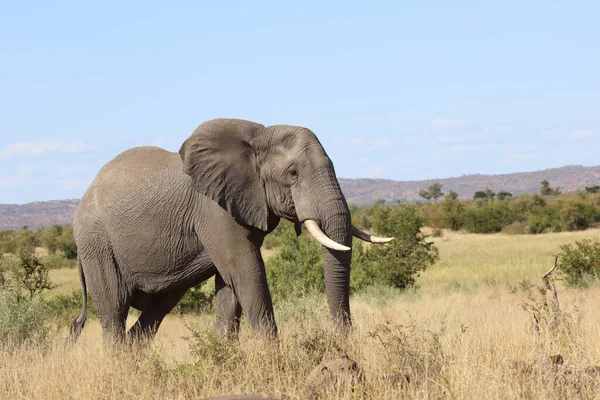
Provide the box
[67,255,88,345]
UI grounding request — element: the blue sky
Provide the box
[1,1,598,204]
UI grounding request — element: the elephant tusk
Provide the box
[352,225,394,244]
[303,220,351,251]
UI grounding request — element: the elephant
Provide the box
[68,118,392,344]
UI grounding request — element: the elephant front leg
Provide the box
[215,273,242,339]
[196,212,277,337]
[211,253,277,338]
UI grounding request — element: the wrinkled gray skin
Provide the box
[69,118,353,343]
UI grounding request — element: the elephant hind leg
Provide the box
[127,288,187,343]
[81,251,131,344]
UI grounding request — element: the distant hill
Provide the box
[340,165,600,205]
[0,199,80,230]
[1,165,599,229]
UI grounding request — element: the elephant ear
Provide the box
[179,119,269,231]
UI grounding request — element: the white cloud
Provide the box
[56,165,88,174]
[569,129,593,139]
[0,176,25,189]
[371,138,392,147]
[1,141,94,157]
[436,133,488,144]
[56,179,92,190]
[433,118,466,128]
[335,137,393,153]
[446,143,495,152]
[18,164,35,175]
[506,153,533,161]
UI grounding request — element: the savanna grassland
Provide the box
[2,229,600,399]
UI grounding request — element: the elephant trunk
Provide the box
[301,168,353,329]
[321,210,352,329]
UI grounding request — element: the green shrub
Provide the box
[265,223,324,301]
[1,249,53,300]
[439,198,464,231]
[0,250,54,349]
[56,226,77,259]
[15,227,36,255]
[460,203,516,234]
[558,199,599,231]
[14,250,53,299]
[0,230,17,254]
[0,289,49,349]
[557,239,600,287]
[173,281,215,314]
[43,252,76,269]
[262,221,297,250]
[502,221,526,235]
[525,205,560,234]
[45,290,96,326]
[39,224,64,254]
[351,204,439,291]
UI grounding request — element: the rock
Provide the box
[384,372,411,388]
[584,366,600,377]
[202,396,278,400]
[548,354,564,366]
[305,355,364,392]
[510,360,533,376]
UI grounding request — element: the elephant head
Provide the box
[179,118,391,328]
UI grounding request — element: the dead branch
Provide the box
[542,257,561,321]
[542,257,558,282]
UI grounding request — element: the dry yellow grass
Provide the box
[49,267,81,296]
[422,228,600,294]
[4,229,600,399]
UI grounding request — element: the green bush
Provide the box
[526,207,560,234]
[15,227,36,255]
[558,199,599,231]
[502,221,526,235]
[56,226,77,259]
[45,290,96,326]
[0,251,52,349]
[262,221,297,250]
[173,281,215,314]
[427,197,464,231]
[0,230,17,254]
[43,253,76,269]
[1,249,53,300]
[353,204,439,290]
[0,289,49,348]
[265,223,324,301]
[439,197,464,231]
[557,239,600,287]
[40,224,64,254]
[460,203,516,234]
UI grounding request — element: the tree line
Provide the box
[352,180,600,235]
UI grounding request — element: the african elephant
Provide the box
[68,118,392,343]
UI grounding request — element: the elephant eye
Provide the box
[288,166,298,181]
